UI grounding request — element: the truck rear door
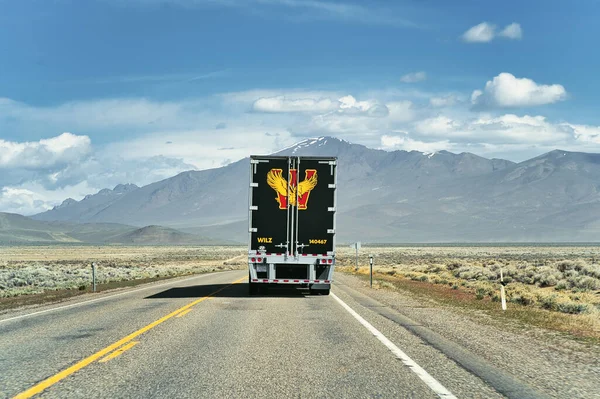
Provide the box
[249,156,337,257]
[249,157,291,255]
[294,158,336,256]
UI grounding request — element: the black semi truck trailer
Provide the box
[247,155,337,295]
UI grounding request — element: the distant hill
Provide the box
[107,225,224,245]
[0,212,231,245]
[30,136,600,242]
[0,212,131,244]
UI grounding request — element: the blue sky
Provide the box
[1,0,599,213]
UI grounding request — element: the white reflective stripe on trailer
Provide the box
[250,279,332,284]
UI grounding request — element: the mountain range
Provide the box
[31,136,600,243]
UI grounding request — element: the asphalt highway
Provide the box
[0,270,526,398]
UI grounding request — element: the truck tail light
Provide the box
[257,257,262,262]
[251,257,256,262]
[328,259,333,264]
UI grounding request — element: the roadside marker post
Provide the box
[350,242,361,271]
[92,262,97,293]
[500,268,507,311]
[369,255,374,288]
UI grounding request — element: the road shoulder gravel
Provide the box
[334,272,600,399]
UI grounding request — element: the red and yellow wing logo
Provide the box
[266,168,317,210]
[266,169,289,209]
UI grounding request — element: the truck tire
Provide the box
[249,272,259,296]
[249,283,258,296]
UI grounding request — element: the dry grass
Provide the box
[336,246,600,340]
[0,246,247,298]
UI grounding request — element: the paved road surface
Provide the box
[1,270,533,398]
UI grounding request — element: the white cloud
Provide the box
[462,22,523,43]
[471,73,567,108]
[414,114,571,144]
[337,95,388,116]
[0,132,221,214]
[104,128,296,170]
[0,187,53,215]
[386,101,415,122]
[566,124,600,144]
[376,113,600,162]
[380,134,451,153]
[307,113,379,135]
[251,93,389,117]
[400,71,427,83]
[303,97,415,136]
[414,115,461,136]
[430,95,458,107]
[252,96,336,113]
[499,23,522,40]
[0,133,91,170]
[462,22,496,43]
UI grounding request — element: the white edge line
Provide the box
[0,271,231,324]
[331,292,457,399]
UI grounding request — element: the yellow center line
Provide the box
[12,275,246,399]
[98,341,139,363]
[175,309,192,318]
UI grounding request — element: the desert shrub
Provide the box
[453,266,469,278]
[520,275,534,285]
[418,275,428,282]
[428,264,446,273]
[572,276,600,291]
[472,282,495,300]
[446,261,463,271]
[533,270,562,287]
[475,287,486,300]
[580,264,600,279]
[555,280,569,291]
[556,259,588,273]
[481,269,497,281]
[556,301,589,314]
[556,260,577,272]
[454,266,484,281]
[452,284,459,290]
[567,273,582,289]
[539,294,558,311]
[563,269,579,278]
[405,272,421,281]
[510,291,536,306]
